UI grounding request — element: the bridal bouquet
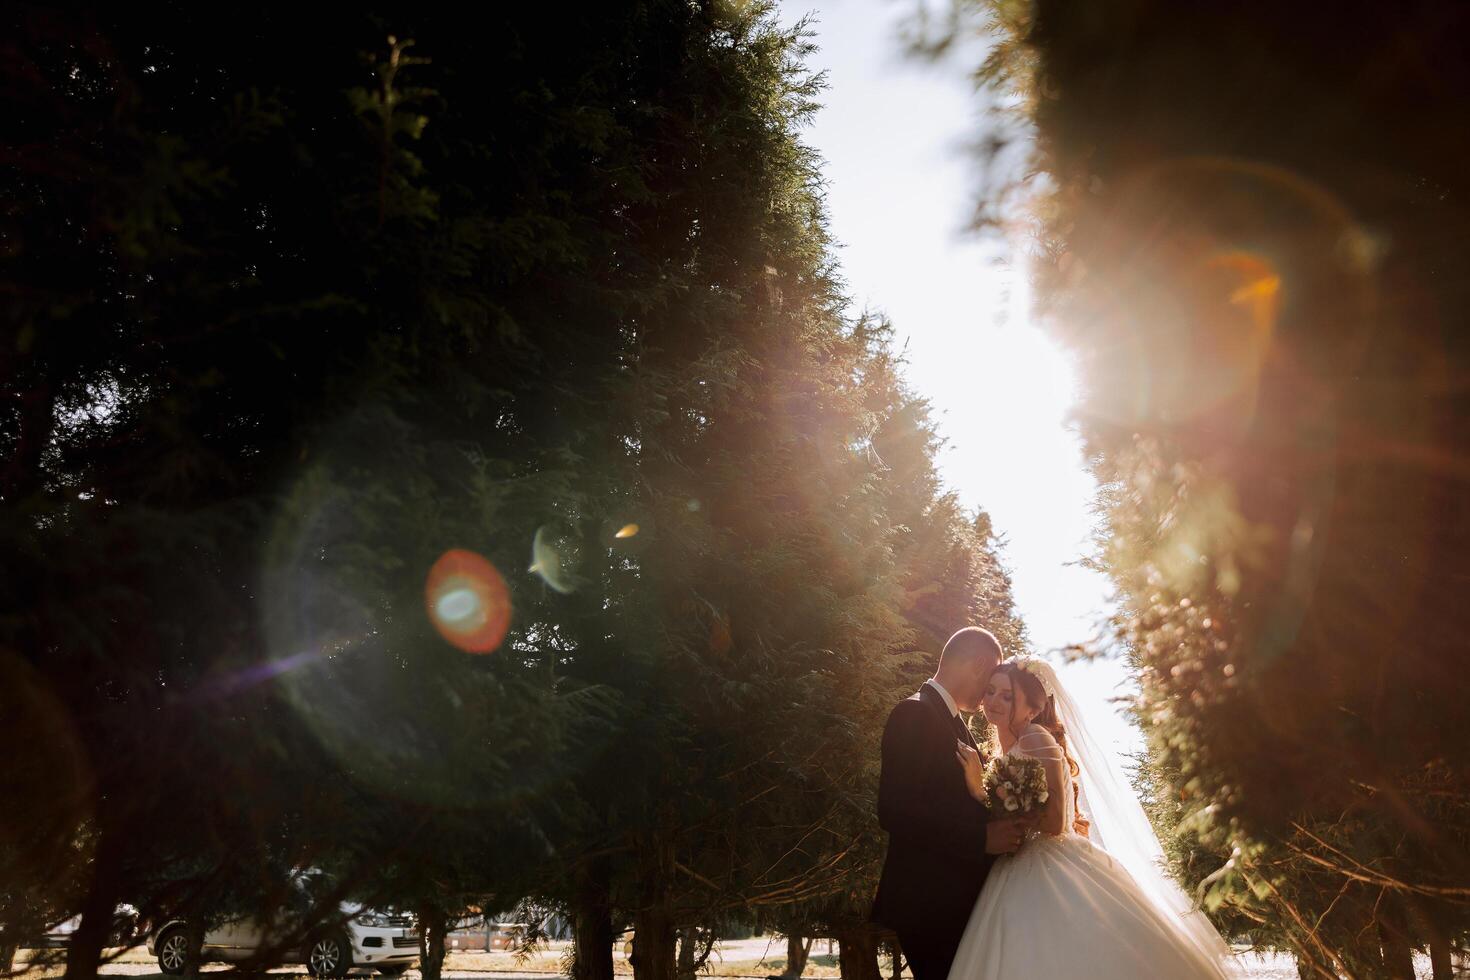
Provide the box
[984,755,1050,814]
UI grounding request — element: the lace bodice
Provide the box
[1008,723,1074,836]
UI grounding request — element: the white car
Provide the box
[148,874,418,977]
[40,905,139,948]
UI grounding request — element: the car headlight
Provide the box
[355,912,393,928]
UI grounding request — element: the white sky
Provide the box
[774,0,1142,758]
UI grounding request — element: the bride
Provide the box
[950,660,1233,979]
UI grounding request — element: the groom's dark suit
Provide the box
[871,684,993,980]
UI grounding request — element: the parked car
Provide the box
[41,905,140,948]
[147,872,418,977]
[444,915,527,952]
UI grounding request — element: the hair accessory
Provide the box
[1018,658,1059,700]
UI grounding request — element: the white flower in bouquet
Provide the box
[982,755,1050,815]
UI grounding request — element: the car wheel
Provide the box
[155,926,193,976]
[306,933,353,979]
[376,966,411,976]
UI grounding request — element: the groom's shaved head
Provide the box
[939,626,1003,669]
[934,627,1004,712]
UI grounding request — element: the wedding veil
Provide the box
[1025,659,1233,963]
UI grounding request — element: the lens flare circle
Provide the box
[435,587,480,624]
[426,549,511,653]
[529,524,577,594]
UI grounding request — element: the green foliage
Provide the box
[946,0,1470,972]
[2,4,1025,979]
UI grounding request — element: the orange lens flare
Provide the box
[1209,251,1282,336]
[425,549,511,653]
[614,523,639,539]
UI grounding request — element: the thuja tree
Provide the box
[2,8,404,975]
[932,0,1470,974]
[5,9,1032,980]
[489,7,1033,980]
[1,6,595,975]
[525,6,923,979]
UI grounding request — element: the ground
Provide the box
[10,937,1454,978]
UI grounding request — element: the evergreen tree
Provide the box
[940,0,1470,973]
[4,9,1030,980]
[2,6,590,972]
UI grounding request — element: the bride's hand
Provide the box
[955,741,987,803]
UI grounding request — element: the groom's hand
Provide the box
[985,817,1028,854]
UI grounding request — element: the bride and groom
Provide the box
[871,627,1233,979]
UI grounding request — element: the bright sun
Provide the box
[921,268,1097,656]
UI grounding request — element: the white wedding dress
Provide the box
[948,666,1233,979]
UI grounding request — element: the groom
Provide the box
[871,627,1028,980]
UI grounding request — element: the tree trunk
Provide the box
[787,933,812,978]
[676,929,697,980]
[1414,900,1453,980]
[1429,940,1450,980]
[0,939,16,976]
[834,923,881,980]
[418,903,448,980]
[63,830,122,980]
[631,836,677,980]
[1377,908,1414,980]
[766,931,810,980]
[181,918,207,979]
[572,861,616,980]
[630,907,677,980]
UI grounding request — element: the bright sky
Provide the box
[775,0,1142,758]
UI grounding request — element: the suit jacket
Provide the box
[870,684,994,941]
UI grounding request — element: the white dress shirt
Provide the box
[924,677,960,718]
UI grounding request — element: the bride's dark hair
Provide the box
[994,661,1087,835]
